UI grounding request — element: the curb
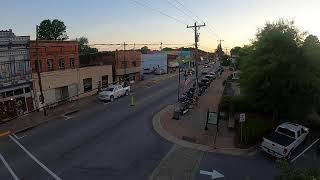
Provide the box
[152,105,257,156]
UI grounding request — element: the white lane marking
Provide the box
[0,153,19,180]
[9,135,62,180]
[200,169,224,179]
[291,138,320,163]
[12,134,26,140]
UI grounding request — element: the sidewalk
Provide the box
[153,69,257,155]
[0,72,177,135]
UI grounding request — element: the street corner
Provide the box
[152,105,258,156]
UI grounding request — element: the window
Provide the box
[35,60,42,72]
[277,127,295,138]
[59,58,65,69]
[6,91,13,97]
[1,92,5,98]
[102,75,108,88]
[132,61,136,67]
[83,78,92,92]
[297,130,301,137]
[70,58,75,68]
[24,87,31,93]
[47,59,53,71]
[14,88,24,95]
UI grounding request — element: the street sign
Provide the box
[200,169,224,179]
[207,112,218,125]
[240,113,245,123]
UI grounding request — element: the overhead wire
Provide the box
[130,0,189,26]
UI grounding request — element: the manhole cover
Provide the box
[182,136,197,143]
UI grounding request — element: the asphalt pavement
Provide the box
[0,75,178,180]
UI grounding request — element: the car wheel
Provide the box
[125,90,129,96]
[110,96,114,102]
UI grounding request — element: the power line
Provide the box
[172,0,220,39]
[130,0,188,25]
[163,0,197,23]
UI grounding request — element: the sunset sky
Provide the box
[1,0,319,52]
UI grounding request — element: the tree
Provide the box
[230,46,241,56]
[76,37,98,55]
[162,47,174,51]
[140,46,150,54]
[38,19,68,40]
[215,43,224,60]
[240,19,320,121]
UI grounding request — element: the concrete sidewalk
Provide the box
[152,69,257,155]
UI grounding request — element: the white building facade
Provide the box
[0,29,33,121]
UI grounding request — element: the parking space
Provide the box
[290,130,320,169]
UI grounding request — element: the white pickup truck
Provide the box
[261,122,309,159]
[99,85,130,102]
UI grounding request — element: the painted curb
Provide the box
[152,105,257,156]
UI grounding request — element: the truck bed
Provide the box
[265,132,295,147]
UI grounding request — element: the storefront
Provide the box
[0,83,34,121]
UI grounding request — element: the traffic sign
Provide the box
[240,113,245,123]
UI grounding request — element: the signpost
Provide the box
[239,113,245,144]
[205,111,219,131]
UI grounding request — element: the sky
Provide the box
[1,0,320,52]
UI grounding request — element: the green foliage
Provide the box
[76,37,98,55]
[162,47,174,51]
[240,19,320,120]
[230,46,241,56]
[239,113,273,145]
[38,19,68,40]
[276,160,320,180]
[215,43,224,59]
[141,46,150,54]
[221,54,230,66]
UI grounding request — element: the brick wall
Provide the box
[29,40,79,73]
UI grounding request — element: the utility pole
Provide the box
[187,22,205,97]
[123,42,128,86]
[160,41,163,51]
[36,25,47,116]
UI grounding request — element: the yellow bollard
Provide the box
[130,95,135,106]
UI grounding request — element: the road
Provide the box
[0,75,178,180]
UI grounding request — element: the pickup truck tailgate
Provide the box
[261,132,295,158]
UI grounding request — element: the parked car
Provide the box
[261,122,309,159]
[201,78,211,86]
[143,68,153,74]
[202,68,209,74]
[99,85,130,102]
[155,68,166,75]
[205,75,215,81]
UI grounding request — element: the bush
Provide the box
[276,160,320,180]
[238,113,273,145]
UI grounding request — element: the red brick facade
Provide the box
[29,40,79,73]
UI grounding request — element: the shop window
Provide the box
[59,58,65,69]
[83,78,92,92]
[24,87,31,93]
[132,61,136,67]
[70,58,75,68]
[47,59,54,71]
[102,75,109,88]
[6,91,13,97]
[14,88,24,95]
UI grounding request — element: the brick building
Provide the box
[29,40,113,109]
[80,50,141,85]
